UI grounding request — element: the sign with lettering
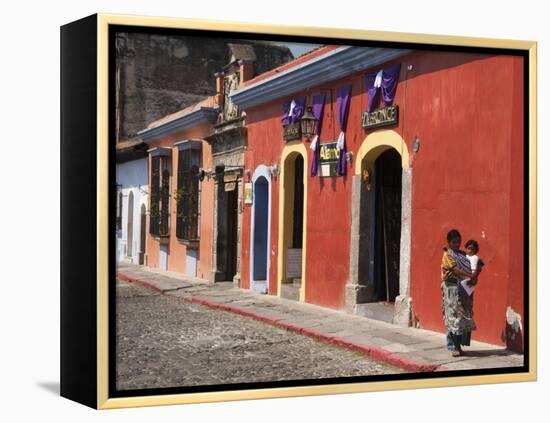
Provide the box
[283,122,301,141]
[224,173,237,183]
[318,141,340,177]
[244,182,253,205]
[362,104,399,130]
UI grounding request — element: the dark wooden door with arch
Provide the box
[374,149,402,302]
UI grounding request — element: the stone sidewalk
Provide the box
[116,263,524,373]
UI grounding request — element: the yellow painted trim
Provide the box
[98,372,535,409]
[94,13,535,50]
[277,142,308,303]
[355,129,410,175]
[93,13,537,409]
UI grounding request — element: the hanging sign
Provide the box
[223,173,237,191]
[223,173,237,182]
[318,141,340,177]
[224,182,236,192]
[244,182,253,205]
[361,104,399,130]
[283,122,301,141]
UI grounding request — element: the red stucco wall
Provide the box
[241,50,524,348]
[405,53,524,348]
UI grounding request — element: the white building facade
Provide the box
[116,157,149,265]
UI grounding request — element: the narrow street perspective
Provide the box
[116,263,523,390]
[116,277,403,390]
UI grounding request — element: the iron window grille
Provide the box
[175,142,202,242]
[149,155,170,237]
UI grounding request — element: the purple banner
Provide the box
[290,97,306,124]
[282,97,307,127]
[336,84,352,176]
[365,64,402,112]
[365,72,380,113]
[381,64,401,106]
[281,100,291,127]
[310,93,326,176]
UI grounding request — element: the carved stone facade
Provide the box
[207,122,246,285]
[221,72,241,123]
[205,99,247,285]
[115,33,293,143]
[203,46,293,286]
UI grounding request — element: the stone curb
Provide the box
[117,271,447,373]
[117,272,165,293]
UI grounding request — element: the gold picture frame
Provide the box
[60,13,537,409]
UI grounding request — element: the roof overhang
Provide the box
[147,146,172,157]
[138,107,219,143]
[229,46,411,109]
[115,139,148,163]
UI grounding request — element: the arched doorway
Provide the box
[127,191,134,258]
[139,203,146,265]
[250,166,272,294]
[277,144,308,302]
[253,177,269,279]
[373,149,402,302]
[346,130,412,326]
[215,175,239,281]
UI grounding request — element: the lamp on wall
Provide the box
[300,106,318,140]
[268,164,280,178]
[412,136,420,153]
[198,168,206,181]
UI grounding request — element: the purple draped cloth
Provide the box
[365,64,402,112]
[365,73,380,113]
[282,97,306,126]
[282,100,291,126]
[290,97,305,124]
[336,84,352,176]
[381,64,401,106]
[310,93,326,176]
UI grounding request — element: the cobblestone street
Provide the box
[116,279,404,390]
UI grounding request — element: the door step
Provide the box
[253,280,268,294]
[355,302,395,323]
[280,278,301,301]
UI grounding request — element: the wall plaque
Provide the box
[224,182,236,191]
[283,122,301,141]
[361,104,399,129]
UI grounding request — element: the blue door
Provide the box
[253,177,269,281]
